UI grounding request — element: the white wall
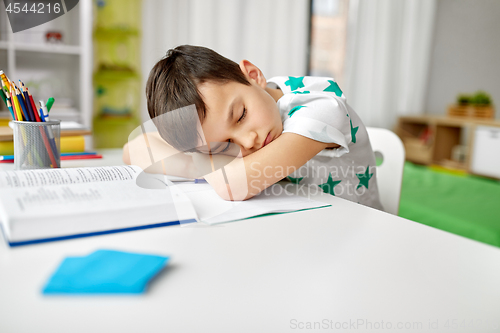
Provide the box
[425,0,500,117]
[140,0,310,122]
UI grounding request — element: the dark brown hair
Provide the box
[146,45,250,152]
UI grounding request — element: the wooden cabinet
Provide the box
[395,116,500,178]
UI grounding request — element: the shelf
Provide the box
[16,43,81,55]
[0,0,92,130]
[94,70,139,81]
[93,28,140,38]
[0,41,81,55]
[396,115,500,179]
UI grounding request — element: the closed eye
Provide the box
[237,108,247,123]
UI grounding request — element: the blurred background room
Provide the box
[0,0,499,246]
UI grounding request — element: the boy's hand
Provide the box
[122,131,198,178]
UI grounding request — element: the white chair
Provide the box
[366,127,405,215]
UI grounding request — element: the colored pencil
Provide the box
[3,88,16,120]
[11,86,23,121]
[3,81,18,120]
[25,87,41,122]
[0,70,11,92]
[38,125,57,167]
[10,86,21,121]
[18,81,33,121]
[0,88,6,107]
[12,81,27,120]
[21,83,36,121]
[15,87,31,121]
[6,99,15,120]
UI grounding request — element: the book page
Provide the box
[0,165,143,188]
[3,181,170,217]
[0,177,198,241]
[176,183,330,225]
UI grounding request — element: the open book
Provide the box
[0,166,329,246]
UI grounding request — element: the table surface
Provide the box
[1,150,500,333]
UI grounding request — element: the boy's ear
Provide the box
[239,60,267,89]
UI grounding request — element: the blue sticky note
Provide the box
[43,250,169,294]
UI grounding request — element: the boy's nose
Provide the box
[240,131,257,151]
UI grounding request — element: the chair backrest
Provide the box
[366,127,405,215]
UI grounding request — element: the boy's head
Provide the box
[146,45,283,156]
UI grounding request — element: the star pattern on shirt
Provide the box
[288,105,306,117]
[292,91,310,94]
[284,76,305,91]
[350,119,359,143]
[323,80,343,97]
[309,126,334,142]
[287,176,304,184]
[356,166,373,190]
[318,174,342,196]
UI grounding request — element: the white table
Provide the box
[1,150,500,333]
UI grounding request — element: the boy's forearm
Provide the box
[204,133,329,201]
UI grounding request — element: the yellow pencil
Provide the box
[9,86,22,121]
[11,86,23,121]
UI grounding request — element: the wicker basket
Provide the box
[403,137,433,164]
[447,104,495,119]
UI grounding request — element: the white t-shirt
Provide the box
[267,76,383,210]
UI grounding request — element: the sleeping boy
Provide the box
[123,45,383,210]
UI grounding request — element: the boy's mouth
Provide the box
[262,132,272,148]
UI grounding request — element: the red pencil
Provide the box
[25,86,41,122]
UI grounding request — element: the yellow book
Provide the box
[0,136,85,155]
[0,141,13,155]
[60,136,85,153]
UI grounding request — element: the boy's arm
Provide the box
[123,131,335,200]
[203,133,333,200]
[123,132,198,178]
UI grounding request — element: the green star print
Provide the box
[350,119,359,143]
[323,80,343,97]
[287,176,304,184]
[356,166,373,190]
[318,174,342,196]
[284,76,305,91]
[292,91,310,94]
[309,126,334,142]
[288,105,306,117]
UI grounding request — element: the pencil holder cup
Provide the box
[12,120,61,170]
